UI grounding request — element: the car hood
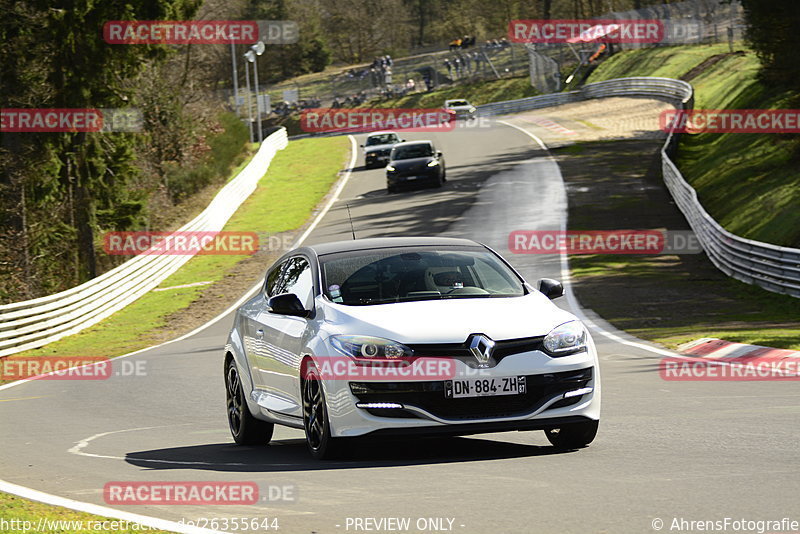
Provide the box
[446,105,473,111]
[320,292,576,344]
[389,157,434,171]
[364,143,395,153]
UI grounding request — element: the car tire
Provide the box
[545,419,599,449]
[225,358,274,445]
[302,360,344,460]
[387,185,397,194]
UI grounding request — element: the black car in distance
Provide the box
[385,140,446,193]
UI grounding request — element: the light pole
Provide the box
[230,42,240,116]
[249,41,266,143]
[243,49,255,143]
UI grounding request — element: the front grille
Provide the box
[351,367,593,421]
[407,336,545,368]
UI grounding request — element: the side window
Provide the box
[278,257,315,309]
[265,261,287,297]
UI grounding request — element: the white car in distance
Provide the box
[443,99,477,120]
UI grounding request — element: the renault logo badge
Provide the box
[468,334,495,367]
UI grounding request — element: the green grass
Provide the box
[18,136,350,360]
[570,255,800,351]
[0,492,173,533]
[366,76,538,109]
[560,137,800,351]
[585,43,736,82]
[272,75,539,135]
[586,44,800,248]
[256,46,528,105]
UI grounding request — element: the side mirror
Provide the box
[436,151,442,158]
[400,138,406,142]
[537,278,564,300]
[359,144,364,148]
[268,293,309,317]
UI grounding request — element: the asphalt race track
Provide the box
[1,117,799,534]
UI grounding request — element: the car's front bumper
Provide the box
[448,109,476,119]
[387,168,440,187]
[321,340,601,438]
[365,152,390,166]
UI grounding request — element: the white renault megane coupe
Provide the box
[224,237,600,459]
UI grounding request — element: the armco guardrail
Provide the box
[478,76,800,299]
[0,128,289,357]
[475,77,694,116]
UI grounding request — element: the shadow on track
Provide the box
[124,435,572,472]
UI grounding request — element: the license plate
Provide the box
[444,376,526,399]
[405,175,418,180]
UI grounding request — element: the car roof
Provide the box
[366,131,398,137]
[301,237,483,257]
[391,140,433,148]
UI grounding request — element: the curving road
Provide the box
[1,113,799,534]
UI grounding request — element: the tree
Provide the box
[739,0,800,86]
[0,0,201,296]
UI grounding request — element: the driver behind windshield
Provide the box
[392,144,433,160]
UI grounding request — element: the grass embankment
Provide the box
[563,44,800,349]
[0,493,173,533]
[367,75,537,109]
[16,136,350,360]
[587,43,800,247]
[275,75,538,135]
[561,140,800,350]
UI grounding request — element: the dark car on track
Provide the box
[385,140,446,193]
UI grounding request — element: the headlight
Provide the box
[330,335,413,360]
[386,165,396,172]
[469,106,476,113]
[543,321,587,356]
[427,160,439,167]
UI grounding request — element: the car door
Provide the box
[244,260,285,390]
[250,255,316,414]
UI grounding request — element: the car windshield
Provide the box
[447,100,469,107]
[320,246,525,305]
[391,144,433,160]
[366,134,397,146]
